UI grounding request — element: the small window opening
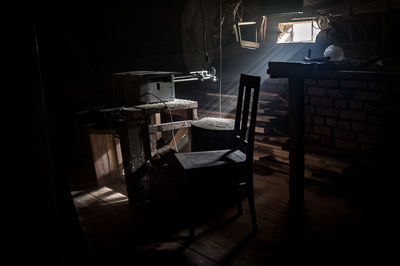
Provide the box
[277,20,320,43]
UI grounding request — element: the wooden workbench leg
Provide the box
[152,113,162,139]
[187,107,198,152]
[288,78,305,207]
[149,113,161,156]
[192,107,198,121]
[118,120,151,205]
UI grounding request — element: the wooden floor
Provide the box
[72,168,375,265]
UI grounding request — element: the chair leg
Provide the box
[186,196,195,240]
[236,186,243,215]
[182,173,195,241]
[186,195,195,240]
[237,199,243,215]
[246,179,257,232]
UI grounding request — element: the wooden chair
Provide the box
[174,74,260,239]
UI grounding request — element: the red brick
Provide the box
[351,121,365,131]
[313,125,331,136]
[310,96,323,105]
[340,80,368,88]
[322,97,333,107]
[305,113,312,123]
[316,107,339,118]
[338,120,351,130]
[326,89,343,98]
[334,99,347,109]
[368,81,390,92]
[335,139,358,150]
[310,96,333,107]
[308,87,326,96]
[349,100,362,110]
[340,110,367,121]
[305,105,315,114]
[314,116,325,125]
[309,133,320,141]
[363,103,384,115]
[318,80,339,87]
[368,115,380,124]
[339,89,353,98]
[320,136,333,146]
[363,102,374,112]
[353,91,382,102]
[335,129,354,140]
[326,118,337,127]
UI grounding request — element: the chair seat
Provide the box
[174,149,246,171]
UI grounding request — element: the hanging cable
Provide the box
[33,11,47,119]
[219,0,222,118]
[140,93,178,152]
[200,0,210,64]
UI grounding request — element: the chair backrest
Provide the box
[233,74,261,164]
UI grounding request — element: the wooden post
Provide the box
[188,107,198,152]
[118,119,151,205]
[191,107,198,121]
[149,113,161,156]
[153,113,162,139]
[288,78,305,207]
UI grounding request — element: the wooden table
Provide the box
[121,99,198,157]
[115,99,198,204]
[267,61,397,206]
[77,99,198,204]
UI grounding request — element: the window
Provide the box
[234,21,260,49]
[233,16,267,50]
[277,20,320,43]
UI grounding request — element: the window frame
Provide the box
[276,19,320,43]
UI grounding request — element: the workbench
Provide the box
[267,61,398,208]
[78,99,198,204]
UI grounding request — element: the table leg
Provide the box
[149,113,161,156]
[188,108,198,152]
[288,78,305,206]
[118,119,151,205]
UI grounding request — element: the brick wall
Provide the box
[304,78,394,157]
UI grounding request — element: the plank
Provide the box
[188,214,258,264]
[255,141,289,159]
[305,153,349,174]
[183,248,219,265]
[89,128,122,186]
[148,120,193,133]
[255,159,289,174]
[123,99,198,116]
[255,126,265,134]
[167,127,188,148]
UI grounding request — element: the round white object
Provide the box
[324,45,344,61]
